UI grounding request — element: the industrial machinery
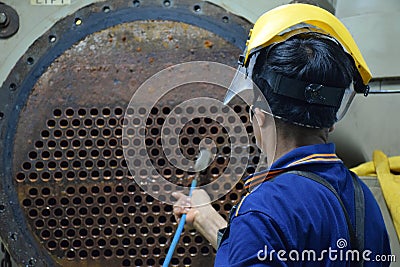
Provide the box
[0,0,399,266]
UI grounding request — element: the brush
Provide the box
[162,148,212,267]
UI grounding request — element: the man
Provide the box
[173,3,391,266]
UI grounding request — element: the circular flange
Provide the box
[0,0,253,266]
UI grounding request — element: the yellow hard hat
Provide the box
[224,3,372,126]
[242,3,371,87]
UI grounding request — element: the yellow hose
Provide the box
[351,151,400,240]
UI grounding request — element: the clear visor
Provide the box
[223,52,258,105]
[336,86,356,121]
[223,52,357,127]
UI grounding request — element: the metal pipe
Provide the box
[368,89,400,94]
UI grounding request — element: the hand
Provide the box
[172,189,227,249]
[172,189,211,228]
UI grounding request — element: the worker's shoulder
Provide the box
[236,171,335,217]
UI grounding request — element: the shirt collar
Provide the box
[243,143,342,191]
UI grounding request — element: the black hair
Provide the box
[252,33,355,128]
[289,0,319,6]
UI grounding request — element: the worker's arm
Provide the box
[172,190,227,249]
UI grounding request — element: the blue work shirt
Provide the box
[215,143,391,266]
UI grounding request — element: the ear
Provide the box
[254,108,266,127]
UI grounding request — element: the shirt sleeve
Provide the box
[226,211,290,267]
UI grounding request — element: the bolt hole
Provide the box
[103,6,111,13]
[74,18,82,26]
[163,0,171,7]
[27,57,34,65]
[132,0,140,7]
[49,35,57,43]
[222,16,229,23]
[28,258,36,266]
[0,204,5,213]
[10,233,17,241]
[193,4,201,12]
[9,83,16,91]
[0,112,4,120]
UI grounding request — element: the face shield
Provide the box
[336,87,356,121]
[223,52,259,106]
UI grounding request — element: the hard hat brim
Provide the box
[244,3,371,86]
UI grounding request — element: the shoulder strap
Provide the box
[285,170,359,254]
[351,171,365,254]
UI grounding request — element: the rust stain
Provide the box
[204,40,213,48]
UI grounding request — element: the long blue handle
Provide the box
[162,179,197,267]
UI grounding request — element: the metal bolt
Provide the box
[27,257,37,267]
[0,12,7,25]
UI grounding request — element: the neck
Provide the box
[263,123,329,163]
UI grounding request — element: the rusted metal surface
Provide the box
[13,21,247,266]
[15,18,253,267]
[0,0,257,266]
[16,104,259,266]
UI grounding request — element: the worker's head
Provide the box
[224,3,371,133]
[251,33,355,129]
